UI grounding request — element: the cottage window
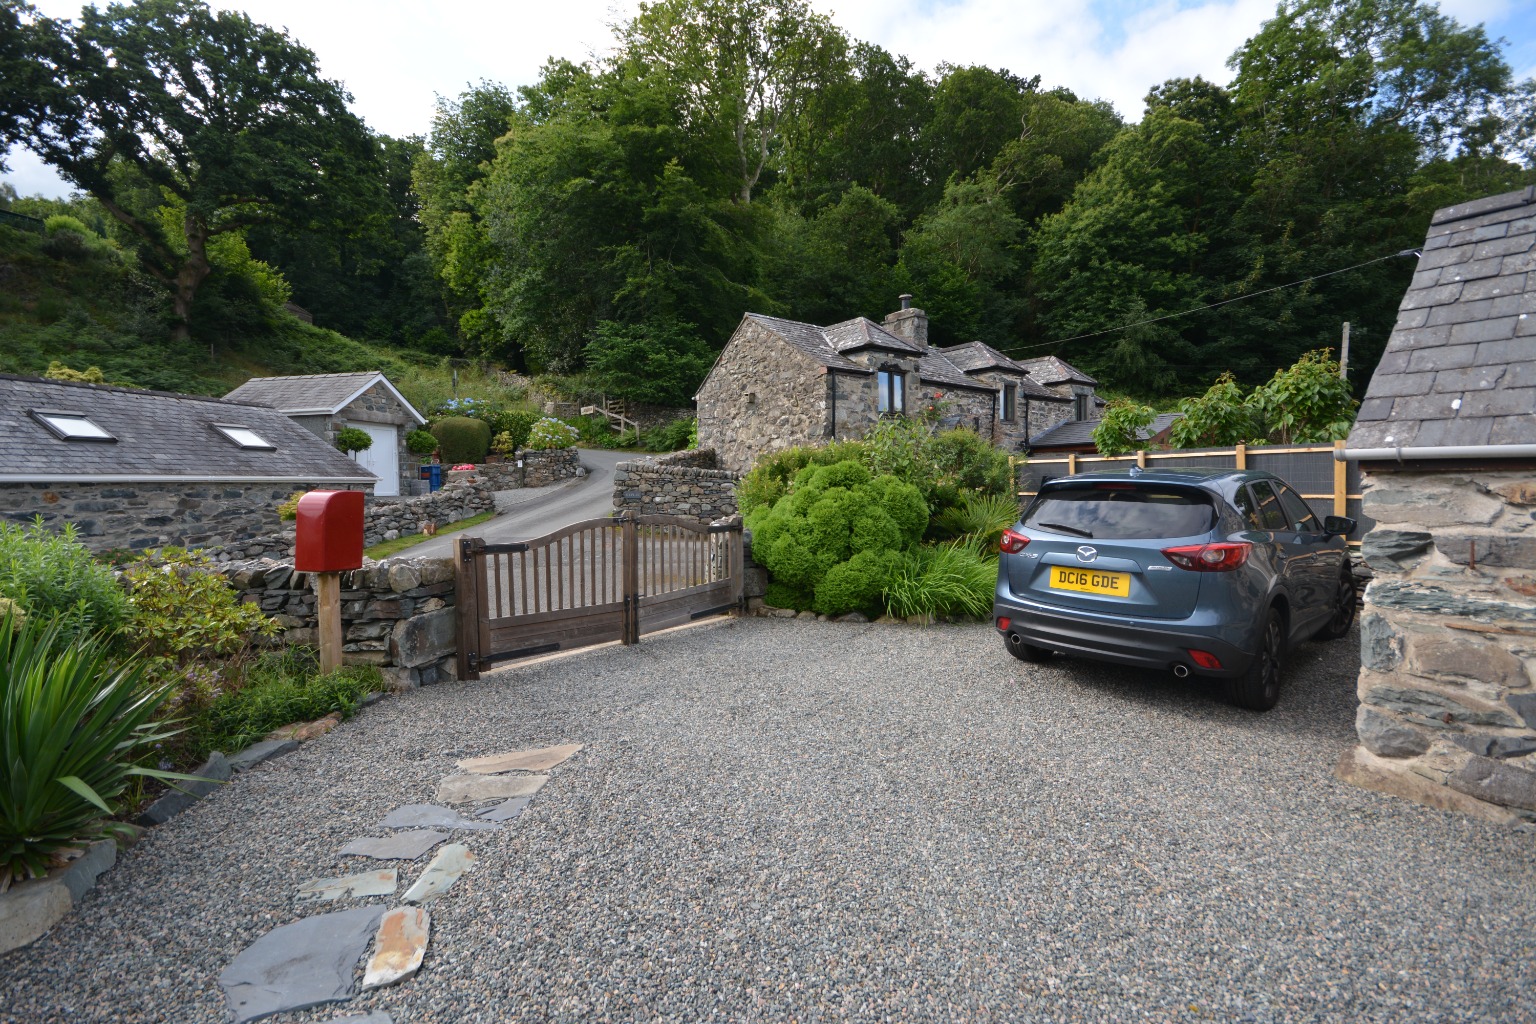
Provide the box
[999,385,1016,421]
[1073,391,1090,421]
[877,371,905,415]
[31,410,115,442]
[215,424,276,450]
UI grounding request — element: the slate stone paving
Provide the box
[362,907,430,991]
[380,803,500,831]
[476,796,532,821]
[295,869,397,904]
[401,844,477,904]
[457,742,583,774]
[338,830,449,861]
[433,772,547,804]
[218,907,384,1024]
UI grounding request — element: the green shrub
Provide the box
[745,460,926,614]
[0,611,187,891]
[334,426,373,454]
[582,318,714,406]
[190,648,379,759]
[931,493,1023,549]
[43,361,107,383]
[0,519,130,645]
[487,410,539,453]
[928,428,1012,496]
[735,440,870,518]
[405,428,438,456]
[277,491,305,521]
[120,549,280,722]
[642,417,695,452]
[883,542,997,621]
[526,417,580,450]
[430,415,492,464]
[43,214,92,237]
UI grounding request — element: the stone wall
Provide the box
[613,449,738,521]
[452,447,582,490]
[212,480,494,562]
[0,480,367,555]
[914,383,996,441]
[293,381,419,496]
[1344,468,1536,823]
[696,319,836,474]
[220,556,458,690]
[1025,395,1075,442]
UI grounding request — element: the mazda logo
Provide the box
[1076,545,1098,562]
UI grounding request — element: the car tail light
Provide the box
[1000,528,1029,554]
[996,616,1011,631]
[1162,542,1251,572]
[1186,649,1223,670]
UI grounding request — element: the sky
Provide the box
[5,0,1534,198]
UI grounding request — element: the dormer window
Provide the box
[215,424,275,450]
[31,410,115,442]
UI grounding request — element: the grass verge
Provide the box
[363,510,496,560]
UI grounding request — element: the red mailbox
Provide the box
[294,490,365,572]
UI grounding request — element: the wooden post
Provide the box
[621,513,640,645]
[1067,452,1078,476]
[317,571,342,674]
[1136,449,1147,468]
[1234,443,1247,470]
[1334,439,1348,518]
[1340,322,1350,379]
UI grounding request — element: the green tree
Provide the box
[896,177,1024,346]
[14,0,380,343]
[1092,399,1157,456]
[584,318,715,406]
[615,0,848,203]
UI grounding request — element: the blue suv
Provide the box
[993,468,1356,711]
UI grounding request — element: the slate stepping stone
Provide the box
[339,830,449,861]
[323,1014,393,1024]
[362,907,430,991]
[402,844,476,904]
[295,869,397,904]
[457,743,583,774]
[434,773,547,806]
[219,907,384,1024]
[381,804,499,831]
[229,739,298,772]
[476,796,531,822]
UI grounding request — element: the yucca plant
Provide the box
[883,541,998,621]
[931,493,1024,551]
[0,610,190,891]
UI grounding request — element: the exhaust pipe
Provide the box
[1172,663,1190,678]
[1007,633,1025,651]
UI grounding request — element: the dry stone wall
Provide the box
[1348,469,1536,822]
[470,448,582,489]
[612,449,738,522]
[696,320,834,474]
[221,556,458,690]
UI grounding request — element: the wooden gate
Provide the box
[454,513,744,679]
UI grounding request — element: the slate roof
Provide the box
[1029,412,1183,450]
[0,375,379,484]
[918,352,996,392]
[1014,355,1098,387]
[938,342,1061,399]
[1348,186,1535,454]
[745,314,1006,391]
[223,371,425,424]
[744,314,866,371]
[825,318,925,356]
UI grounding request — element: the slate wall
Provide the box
[221,556,458,690]
[0,480,367,555]
[612,448,738,521]
[468,448,582,489]
[696,320,837,474]
[1347,468,1536,822]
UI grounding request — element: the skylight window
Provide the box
[215,424,276,450]
[31,410,115,442]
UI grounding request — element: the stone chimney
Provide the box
[882,294,928,352]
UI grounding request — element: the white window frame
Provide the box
[999,384,1016,422]
[214,424,277,450]
[30,409,116,442]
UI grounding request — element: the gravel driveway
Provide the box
[3,618,1533,1023]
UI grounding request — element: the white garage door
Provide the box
[353,423,400,496]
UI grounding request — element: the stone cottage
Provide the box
[695,297,1097,473]
[224,371,426,496]
[0,374,375,553]
[1338,185,1536,824]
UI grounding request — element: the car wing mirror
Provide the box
[1323,515,1356,537]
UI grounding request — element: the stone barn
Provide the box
[1338,185,1536,824]
[0,374,375,554]
[224,371,426,496]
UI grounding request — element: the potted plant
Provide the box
[406,428,439,464]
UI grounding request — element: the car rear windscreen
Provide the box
[1023,485,1215,540]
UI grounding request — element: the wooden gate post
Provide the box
[317,572,342,673]
[620,512,639,645]
[455,536,484,680]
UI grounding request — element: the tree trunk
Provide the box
[171,214,213,348]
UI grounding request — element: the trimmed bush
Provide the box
[0,519,130,645]
[526,417,580,450]
[405,428,438,456]
[334,426,373,454]
[431,415,492,464]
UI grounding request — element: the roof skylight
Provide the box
[31,410,115,442]
[215,424,276,450]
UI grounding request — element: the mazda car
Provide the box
[993,468,1356,711]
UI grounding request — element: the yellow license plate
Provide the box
[1050,565,1131,597]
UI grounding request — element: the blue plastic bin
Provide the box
[419,464,442,492]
